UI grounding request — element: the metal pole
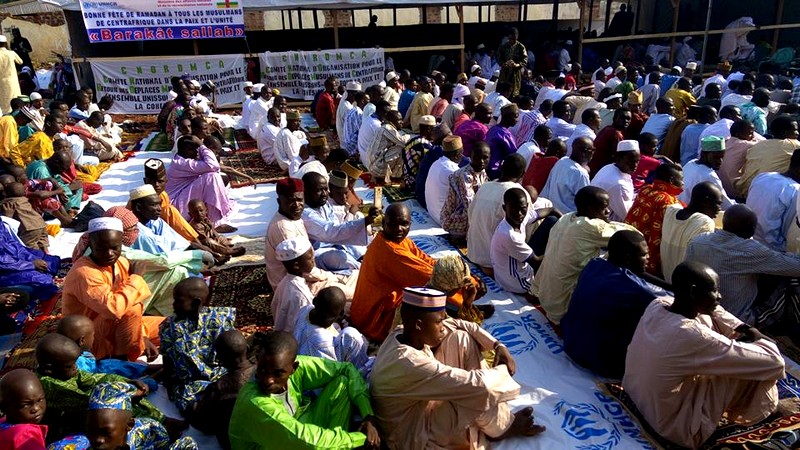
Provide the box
[699,0,713,73]
[578,0,586,65]
[459,5,465,73]
[668,0,680,67]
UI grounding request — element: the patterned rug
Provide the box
[207,263,273,335]
[221,149,286,187]
[602,380,800,449]
[232,129,256,151]
[145,132,171,152]
[382,185,416,203]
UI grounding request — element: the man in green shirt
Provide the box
[497,27,528,98]
[229,331,381,449]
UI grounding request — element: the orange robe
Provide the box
[62,256,162,361]
[350,234,435,341]
[159,191,199,241]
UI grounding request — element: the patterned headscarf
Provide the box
[88,381,137,411]
[429,255,472,293]
[71,206,140,260]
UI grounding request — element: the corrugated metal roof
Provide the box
[0,0,62,15]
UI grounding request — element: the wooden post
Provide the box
[772,0,785,54]
[578,0,586,65]
[668,0,680,67]
[333,11,340,49]
[604,0,612,33]
[588,0,594,33]
[458,5,465,73]
[193,39,199,55]
[699,0,713,73]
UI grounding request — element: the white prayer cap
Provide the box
[29,92,42,101]
[88,217,123,234]
[0,35,6,43]
[617,140,640,152]
[385,71,399,82]
[346,81,362,91]
[253,83,264,93]
[190,80,201,88]
[604,66,613,76]
[672,65,683,74]
[378,81,387,88]
[129,184,157,201]
[275,237,312,262]
[685,62,697,70]
[418,115,436,127]
[603,93,622,103]
[243,81,253,88]
[476,43,485,50]
[614,65,626,75]
[470,64,481,74]
[565,40,573,45]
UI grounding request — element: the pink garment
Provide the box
[719,136,763,198]
[0,419,48,450]
[454,120,488,159]
[165,145,233,225]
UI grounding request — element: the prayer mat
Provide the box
[1,315,59,374]
[232,128,256,151]
[221,149,286,187]
[381,185,416,203]
[144,132,172,152]
[601,379,800,449]
[207,263,273,330]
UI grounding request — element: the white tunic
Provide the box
[273,128,307,171]
[272,273,313,333]
[590,163,634,222]
[257,122,281,164]
[424,156,460,225]
[490,218,534,294]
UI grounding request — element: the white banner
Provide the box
[78,0,244,43]
[89,54,246,114]
[259,48,385,100]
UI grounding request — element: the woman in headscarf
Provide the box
[428,255,494,324]
[73,206,206,316]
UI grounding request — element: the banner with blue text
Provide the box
[78,0,244,43]
[259,48,385,100]
[89,54,246,114]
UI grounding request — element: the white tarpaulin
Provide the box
[77,0,244,43]
[259,48,384,100]
[89,54,246,114]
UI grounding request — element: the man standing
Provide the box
[336,81,360,139]
[623,261,784,450]
[247,85,273,139]
[497,28,527,97]
[315,76,339,131]
[370,287,544,449]
[0,35,22,114]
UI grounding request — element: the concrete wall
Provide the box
[0,15,70,67]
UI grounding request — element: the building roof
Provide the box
[1,0,61,15]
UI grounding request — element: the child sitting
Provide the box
[158,278,236,415]
[56,315,156,391]
[187,199,246,259]
[46,382,198,450]
[490,187,539,294]
[228,331,380,450]
[34,334,173,442]
[272,237,316,333]
[293,286,371,375]
[191,330,255,449]
[6,165,67,225]
[0,369,48,449]
[0,182,49,251]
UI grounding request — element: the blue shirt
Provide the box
[746,172,800,252]
[679,123,709,166]
[660,74,680,93]
[68,106,90,121]
[561,258,668,379]
[132,217,191,254]
[398,89,416,117]
[640,113,676,149]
